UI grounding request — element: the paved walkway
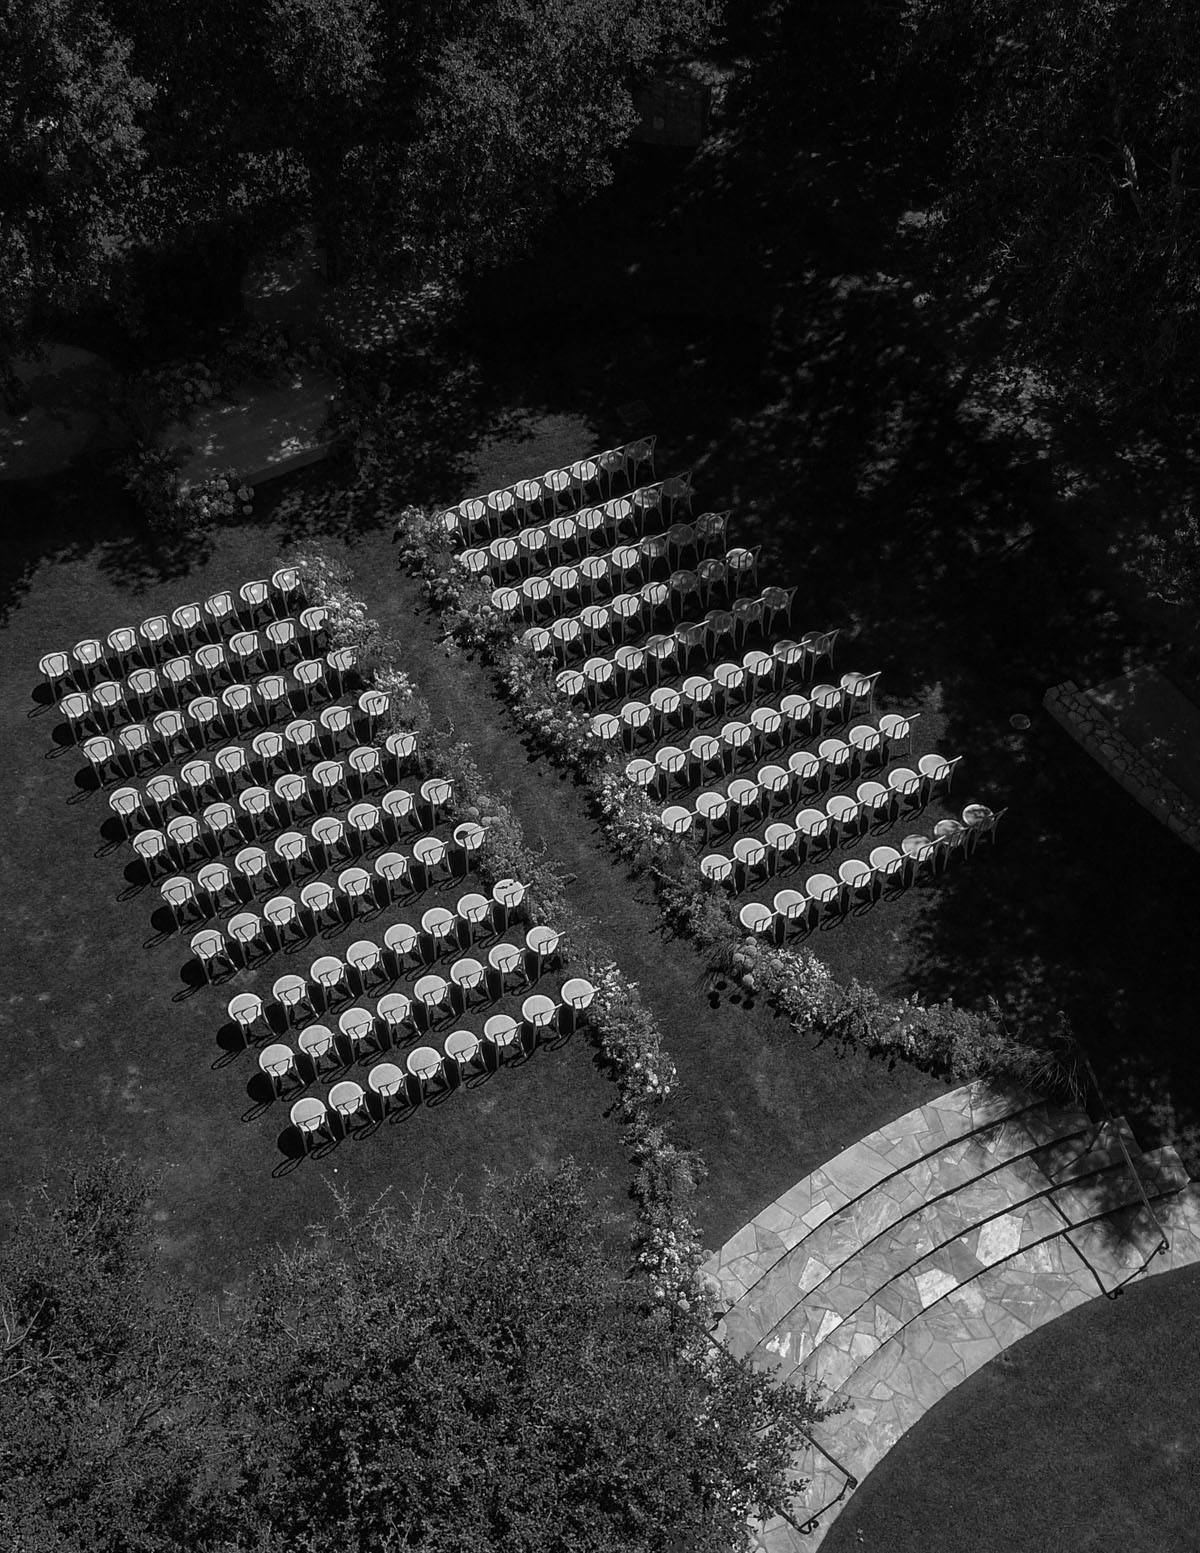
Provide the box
[1087,664,1200,808]
[164,370,336,491]
[703,1081,1200,1549]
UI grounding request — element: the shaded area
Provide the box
[448,124,1200,1172]
[1086,663,1200,808]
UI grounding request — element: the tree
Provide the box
[0,0,718,372]
[0,0,154,378]
[1,1159,821,1551]
[226,1162,819,1552]
[893,0,1200,424]
[0,1158,240,1553]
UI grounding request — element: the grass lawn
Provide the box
[822,1261,1200,1553]
[0,422,953,1297]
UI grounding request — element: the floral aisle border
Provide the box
[289,543,706,1313]
[392,502,1060,1096]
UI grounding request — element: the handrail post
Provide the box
[1070,1037,1171,1296]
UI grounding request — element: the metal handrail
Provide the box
[776,1424,859,1536]
[1069,1043,1171,1297]
[701,1328,858,1535]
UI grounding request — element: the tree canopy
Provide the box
[0,0,717,371]
[899,0,1200,421]
[1,1157,819,1552]
[735,0,1200,426]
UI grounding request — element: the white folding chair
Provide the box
[695,790,730,841]
[773,888,812,934]
[300,878,339,929]
[108,785,144,835]
[329,1079,367,1132]
[228,991,264,1040]
[655,744,688,791]
[133,828,169,879]
[841,670,881,716]
[764,821,799,873]
[82,734,117,784]
[661,804,696,840]
[878,712,919,757]
[795,807,833,859]
[226,906,267,956]
[805,871,845,924]
[739,901,775,940]
[869,844,906,892]
[272,973,311,1024]
[191,928,230,981]
[197,860,233,913]
[839,858,875,909]
[298,1026,335,1077]
[887,767,924,810]
[918,753,963,796]
[485,940,524,995]
[375,850,411,895]
[700,852,734,887]
[413,975,451,1028]
[160,875,197,930]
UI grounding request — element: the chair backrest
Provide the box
[298,1026,333,1059]
[83,735,115,767]
[300,879,335,910]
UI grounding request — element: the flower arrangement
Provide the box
[182,470,254,524]
[120,452,255,539]
[289,542,382,659]
[585,963,679,1110]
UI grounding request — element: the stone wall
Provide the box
[1043,680,1200,853]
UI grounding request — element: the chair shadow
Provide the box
[272,1125,310,1167]
[46,725,76,754]
[242,1071,279,1121]
[143,917,178,947]
[171,959,216,1002]
[214,1014,268,1065]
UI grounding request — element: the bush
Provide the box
[120,449,255,539]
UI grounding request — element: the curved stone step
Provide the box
[755,1116,1137,1386]
[719,1098,1092,1362]
[751,1174,1200,1552]
[704,1080,1042,1310]
[797,1142,1189,1396]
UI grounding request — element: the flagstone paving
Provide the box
[756,1120,1144,1388]
[717,1099,1096,1362]
[705,1080,1043,1312]
[702,1085,1200,1551]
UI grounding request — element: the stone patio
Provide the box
[702,1081,1200,1549]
